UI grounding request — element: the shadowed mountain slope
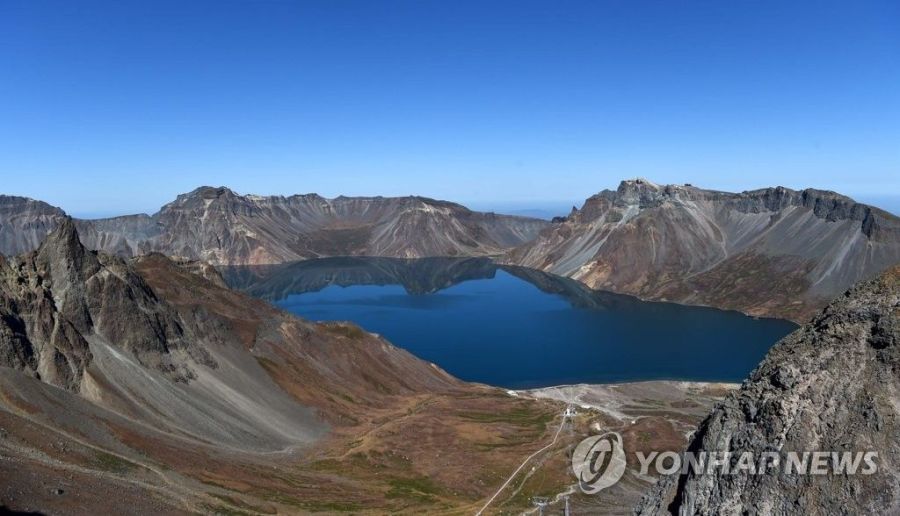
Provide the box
[636,265,900,514]
[504,179,900,321]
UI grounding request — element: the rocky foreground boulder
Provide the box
[0,217,196,390]
[635,265,900,514]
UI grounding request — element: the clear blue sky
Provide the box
[1,0,898,217]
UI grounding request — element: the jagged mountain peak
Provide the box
[184,185,238,198]
[37,216,89,257]
[168,185,245,208]
[617,177,662,191]
[636,265,900,514]
[34,216,101,297]
[610,178,669,206]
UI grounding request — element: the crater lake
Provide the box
[223,257,797,389]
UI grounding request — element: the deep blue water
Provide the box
[227,258,798,389]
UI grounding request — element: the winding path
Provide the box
[474,406,570,515]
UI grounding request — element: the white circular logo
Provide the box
[572,431,627,494]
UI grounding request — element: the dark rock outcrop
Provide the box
[504,179,900,321]
[0,218,195,390]
[635,265,900,514]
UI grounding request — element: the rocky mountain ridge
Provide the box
[504,179,900,321]
[0,217,195,391]
[0,186,550,265]
[635,264,900,514]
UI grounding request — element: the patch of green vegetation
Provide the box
[260,492,305,508]
[390,476,441,495]
[324,323,367,340]
[298,500,363,512]
[306,458,342,472]
[499,468,561,511]
[637,431,654,443]
[208,492,269,513]
[337,391,357,404]
[459,407,554,429]
[91,450,136,474]
[261,489,363,513]
[200,479,232,491]
[254,356,285,379]
[359,371,391,394]
[349,451,369,463]
[475,437,533,450]
[201,504,253,516]
[385,476,443,504]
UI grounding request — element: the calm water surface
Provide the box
[224,258,797,389]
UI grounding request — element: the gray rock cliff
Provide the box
[635,265,900,514]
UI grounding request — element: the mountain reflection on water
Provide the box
[222,257,797,388]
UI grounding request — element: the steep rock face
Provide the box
[0,218,193,390]
[635,266,900,514]
[505,179,900,321]
[74,213,159,257]
[0,195,67,257]
[0,187,549,265]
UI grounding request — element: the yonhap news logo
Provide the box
[572,432,878,494]
[571,431,627,494]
